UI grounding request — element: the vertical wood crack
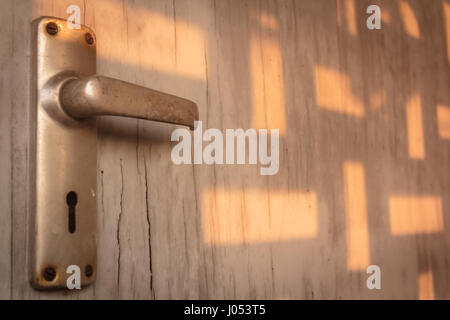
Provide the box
[116,159,124,298]
[144,147,155,299]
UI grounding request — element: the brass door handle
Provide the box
[61,75,198,129]
[30,17,198,290]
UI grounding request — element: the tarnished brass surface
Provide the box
[61,76,199,129]
[30,17,98,290]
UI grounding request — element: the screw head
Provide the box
[46,22,59,36]
[43,267,57,282]
[85,264,94,277]
[85,33,94,45]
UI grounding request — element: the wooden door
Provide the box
[1,0,450,299]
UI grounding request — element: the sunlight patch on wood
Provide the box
[337,0,358,36]
[443,2,450,63]
[314,66,364,118]
[382,7,391,24]
[344,0,358,36]
[418,271,435,300]
[343,162,370,271]
[250,32,286,134]
[437,104,450,140]
[202,189,318,245]
[406,94,425,160]
[399,0,421,39]
[389,196,444,235]
[98,3,206,81]
[258,12,279,31]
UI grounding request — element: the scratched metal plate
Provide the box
[30,17,97,289]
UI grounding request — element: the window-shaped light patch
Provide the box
[314,66,365,118]
[437,104,450,140]
[399,0,421,39]
[418,271,434,300]
[406,94,425,160]
[250,30,286,135]
[389,196,444,236]
[202,189,318,245]
[343,161,370,271]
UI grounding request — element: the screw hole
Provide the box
[85,264,94,278]
[85,32,94,45]
[43,267,57,282]
[46,22,59,36]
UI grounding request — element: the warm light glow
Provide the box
[95,3,206,81]
[382,8,391,24]
[337,0,343,27]
[250,34,286,134]
[406,94,425,159]
[389,196,444,235]
[443,2,450,63]
[399,0,421,39]
[202,189,318,244]
[369,90,386,111]
[343,162,370,271]
[418,271,434,300]
[314,66,365,118]
[259,12,279,31]
[437,104,450,140]
[345,0,358,36]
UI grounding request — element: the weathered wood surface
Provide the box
[0,0,449,299]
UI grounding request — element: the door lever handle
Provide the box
[30,17,198,290]
[61,75,198,129]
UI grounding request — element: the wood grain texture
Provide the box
[0,0,13,300]
[0,0,449,299]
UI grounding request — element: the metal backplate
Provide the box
[30,17,97,289]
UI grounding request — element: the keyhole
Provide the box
[66,191,78,234]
